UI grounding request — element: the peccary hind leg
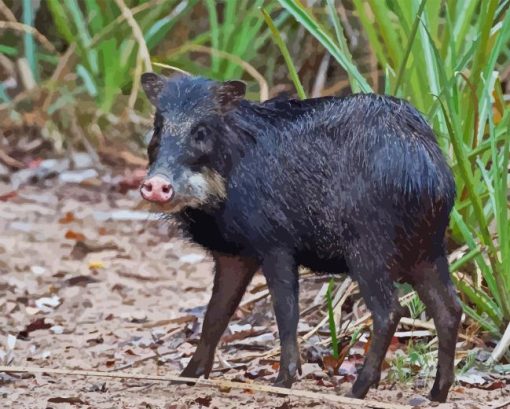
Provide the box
[413,255,461,402]
[263,249,302,388]
[181,253,258,379]
[350,267,406,399]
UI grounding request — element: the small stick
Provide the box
[113,0,151,72]
[491,399,510,409]
[399,317,477,343]
[301,279,355,342]
[0,365,411,409]
[0,0,16,22]
[239,288,270,310]
[0,21,57,53]
[488,322,510,364]
[0,149,24,168]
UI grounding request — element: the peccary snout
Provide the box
[140,175,173,203]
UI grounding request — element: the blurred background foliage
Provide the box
[0,0,509,354]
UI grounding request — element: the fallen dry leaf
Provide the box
[322,355,343,376]
[1,167,508,409]
[244,366,273,379]
[47,396,87,405]
[65,229,86,241]
[64,275,99,287]
[88,260,105,270]
[59,211,75,224]
[17,318,52,339]
[194,395,212,407]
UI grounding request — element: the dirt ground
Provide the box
[1,174,509,409]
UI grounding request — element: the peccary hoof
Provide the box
[273,374,295,389]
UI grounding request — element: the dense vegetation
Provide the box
[1,0,509,361]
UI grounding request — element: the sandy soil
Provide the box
[0,177,508,409]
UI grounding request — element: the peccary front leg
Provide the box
[262,249,301,388]
[181,253,258,379]
[413,255,461,402]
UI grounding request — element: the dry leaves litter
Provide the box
[0,161,509,408]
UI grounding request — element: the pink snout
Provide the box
[140,175,173,203]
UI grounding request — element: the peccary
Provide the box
[139,73,461,402]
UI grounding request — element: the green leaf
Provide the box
[278,0,372,93]
[326,278,339,359]
[22,0,38,82]
[261,8,306,99]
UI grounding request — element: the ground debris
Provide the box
[0,174,508,408]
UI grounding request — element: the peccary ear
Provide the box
[215,80,246,113]
[141,72,166,106]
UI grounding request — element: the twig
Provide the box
[302,279,355,342]
[113,0,152,72]
[90,0,169,48]
[171,44,269,102]
[42,44,77,113]
[491,399,510,409]
[488,322,510,364]
[239,288,270,310]
[319,313,372,347]
[215,350,232,370]
[0,365,411,409]
[399,317,477,343]
[129,52,143,110]
[0,21,57,53]
[0,149,24,169]
[311,53,330,98]
[0,0,16,22]
[69,107,102,168]
[153,62,191,76]
[236,312,370,361]
[17,58,36,91]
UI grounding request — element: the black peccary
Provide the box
[139,73,461,402]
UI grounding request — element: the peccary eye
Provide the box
[194,126,207,142]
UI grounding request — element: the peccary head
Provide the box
[139,73,246,212]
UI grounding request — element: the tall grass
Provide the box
[2,1,288,113]
[277,0,510,338]
[159,0,289,94]
[45,0,196,112]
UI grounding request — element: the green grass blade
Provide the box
[146,1,197,49]
[462,303,501,336]
[449,247,482,272]
[325,0,348,53]
[67,0,98,74]
[325,0,359,92]
[261,8,306,99]
[0,45,18,57]
[366,0,401,67]
[22,0,38,82]
[453,275,502,327]
[278,0,372,93]
[451,209,499,304]
[393,0,428,95]
[489,96,510,316]
[205,0,220,72]
[442,97,497,263]
[326,278,339,358]
[76,64,98,97]
[0,84,10,103]
[416,5,441,109]
[84,0,103,34]
[351,0,389,69]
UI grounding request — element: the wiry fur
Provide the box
[141,74,460,403]
[178,92,455,270]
